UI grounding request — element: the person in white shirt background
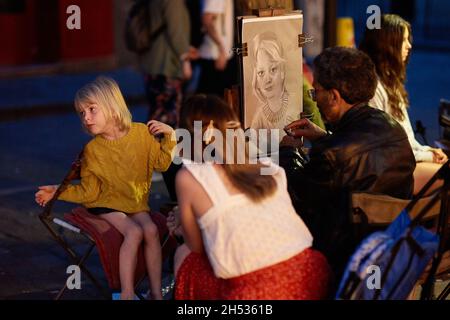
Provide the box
[359,14,448,194]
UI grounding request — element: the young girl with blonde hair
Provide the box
[35,76,176,300]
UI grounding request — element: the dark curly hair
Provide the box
[313,47,377,105]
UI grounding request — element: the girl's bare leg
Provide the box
[413,162,443,195]
[132,212,163,300]
[101,212,143,300]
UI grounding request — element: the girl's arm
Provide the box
[369,81,389,112]
[58,149,102,204]
[175,168,204,253]
[147,121,176,172]
[401,110,434,162]
[58,173,101,204]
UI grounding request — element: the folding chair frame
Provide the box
[419,161,450,300]
[39,216,110,299]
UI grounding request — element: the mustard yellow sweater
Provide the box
[59,123,176,214]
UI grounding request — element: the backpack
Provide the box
[125,0,164,54]
[335,160,450,300]
[336,209,439,299]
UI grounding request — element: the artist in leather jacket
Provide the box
[280,47,416,277]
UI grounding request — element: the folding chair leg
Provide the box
[41,217,111,299]
[437,281,450,300]
[54,242,110,300]
[134,274,147,300]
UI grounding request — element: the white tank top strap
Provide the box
[182,160,230,205]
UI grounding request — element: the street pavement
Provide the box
[0,49,449,299]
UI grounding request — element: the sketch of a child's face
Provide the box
[255,49,284,101]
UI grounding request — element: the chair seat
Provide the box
[64,207,177,290]
[351,192,441,225]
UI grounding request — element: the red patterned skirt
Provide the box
[174,248,332,300]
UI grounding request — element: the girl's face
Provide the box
[78,102,110,136]
[255,49,284,100]
[401,28,412,62]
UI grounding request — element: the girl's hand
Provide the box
[166,206,182,237]
[431,148,448,164]
[35,185,58,207]
[147,120,174,136]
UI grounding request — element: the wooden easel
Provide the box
[224,85,241,118]
[252,6,286,17]
[224,5,288,119]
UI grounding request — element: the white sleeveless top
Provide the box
[182,160,313,279]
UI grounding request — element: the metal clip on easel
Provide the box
[231,43,248,57]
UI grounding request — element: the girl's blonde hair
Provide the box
[179,94,277,203]
[74,76,132,132]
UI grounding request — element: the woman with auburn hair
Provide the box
[360,14,447,194]
[169,94,331,300]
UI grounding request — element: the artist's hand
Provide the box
[147,120,174,136]
[35,185,58,207]
[280,135,303,148]
[431,148,448,164]
[284,118,327,142]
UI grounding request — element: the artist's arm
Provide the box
[57,147,102,204]
[284,118,327,141]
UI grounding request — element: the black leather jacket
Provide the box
[280,104,416,273]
